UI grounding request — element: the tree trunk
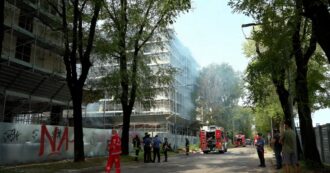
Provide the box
[292,0,322,165]
[0,0,4,56]
[121,105,133,155]
[301,0,330,62]
[272,71,293,122]
[71,87,85,162]
[295,65,322,165]
[60,0,100,163]
[50,105,63,125]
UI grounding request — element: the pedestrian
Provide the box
[255,132,266,167]
[105,129,121,173]
[281,121,299,173]
[143,133,152,163]
[152,135,162,162]
[133,134,141,161]
[253,133,258,146]
[271,129,282,169]
[185,138,190,156]
[162,137,169,162]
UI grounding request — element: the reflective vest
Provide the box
[109,134,122,156]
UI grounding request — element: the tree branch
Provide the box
[80,0,87,12]
[78,9,83,65]
[137,12,166,51]
[61,0,73,84]
[292,15,303,64]
[104,0,120,30]
[47,0,63,17]
[304,24,317,62]
[0,0,4,57]
[79,0,102,85]
[255,41,261,57]
[133,0,154,54]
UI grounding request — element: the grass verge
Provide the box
[0,151,180,173]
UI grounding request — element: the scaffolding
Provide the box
[0,0,70,124]
[3,0,64,73]
[84,33,198,132]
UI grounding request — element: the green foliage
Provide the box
[307,51,330,111]
[253,90,284,135]
[230,0,294,134]
[232,107,254,138]
[233,0,330,114]
[95,0,191,108]
[197,63,242,108]
[95,0,191,155]
[194,63,243,131]
[82,88,104,104]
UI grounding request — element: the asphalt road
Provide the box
[103,146,277,173]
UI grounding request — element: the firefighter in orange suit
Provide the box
[106,129,121,173]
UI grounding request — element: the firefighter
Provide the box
[132,134,141,161]
[106,129,122,173]
[162,137,169,162]
[185,138,190,156]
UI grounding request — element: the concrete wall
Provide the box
[0,122,198,165]
[0,122,111,165]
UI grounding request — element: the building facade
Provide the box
[85,33,199,136]
[0,0,70,125]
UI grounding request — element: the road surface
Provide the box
[102,146,277,173]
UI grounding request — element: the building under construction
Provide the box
[85,33,200,135]
[0,0,70,125]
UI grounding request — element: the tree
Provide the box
[230,0,330,165]
[195,63,243,130]
[253,96,283,137]
[291,0,321,165]
[300,0,330,61]
[0,0,4,56]
[100,0,190,155]
[232,107,254,138]
[57,0,101,162]
[242,25,295,123]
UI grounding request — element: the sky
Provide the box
[173,0,330,127]
[173,0,250,72]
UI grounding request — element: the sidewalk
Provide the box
[0,152,188,173]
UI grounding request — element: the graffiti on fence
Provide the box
[38,124,70,157]
[2,128,20,143]
[32,129,40,142]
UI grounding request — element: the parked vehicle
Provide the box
[245,138,252,145]
[200,125,228,154]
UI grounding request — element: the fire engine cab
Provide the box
[200,125,228,154]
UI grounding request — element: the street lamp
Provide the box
[241,22,261,40]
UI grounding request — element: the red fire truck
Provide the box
[200,125,228,154]
[234,133,246,147]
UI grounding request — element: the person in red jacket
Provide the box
[106,129,122,173]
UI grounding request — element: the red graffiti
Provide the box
[39,124,69,156]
